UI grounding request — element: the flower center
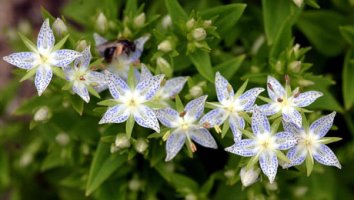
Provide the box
[257,133,275,151]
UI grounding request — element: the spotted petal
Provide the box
[282,146,307,168]
[190,128,217,149]
[136,75,164,101]
[259,151,278,183]
[93,33,107,46]
[199,108,227,127]
[282,107,302,128]
[99,104,130,124]
[184,95,207,122]
[225,139,258,157]
[282,121,303,135]
[135,35,150,51]
[87,71,107,92]
[35,65,53,96]
[3,52,38,69]
[274,132,297,150]
[258,103,280,116]
[51,50,81,68]
[236,88,264,110]
[293,91,323,107]
[310,112,336,138]
[313,144,341,169]
[252,109,270,135]
[72,82,90,103]
[134,105,160,132]
[215,72,234,103]
[229,114,245,142]
[106,71,129,99]
[74,47,91,69]
[139,64,153,83]
[165,130,186,161]
[160,77,188,99]
[37,19,55,52]
[267,76,285,101]
[155,107,180,128]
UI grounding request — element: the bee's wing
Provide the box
[134,34,150,51]
[93,33,108,46]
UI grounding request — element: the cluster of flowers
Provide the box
[3,19,341,185]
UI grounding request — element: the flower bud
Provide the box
[52,18,68,38]
[157,57,173,77]
[134,13,146,28]
[186,18,196,30]
[162,15,172,28]
[128,178,142,191]
[115,134,131,149]
[19,152,33,167]
[298,79,314,87]
[203,20,212,28]
[288,61,301,73]
[96,12,108,33]
[192,28,207,41]
[34,106,51,122]
[224,169,235,179]
[122,26,132,38]
[76,40,88,52]
[293,0,303,7]
[292,43,301,58]
[189,82,205,98]
[185,194,197,200]
[134,138,148,154]
[158,40,173,52]
[240,167,260,187]
[55,132,70,146]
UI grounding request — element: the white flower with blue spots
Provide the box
[155,96,217,161]
[225,108,297,183]
[63,47,106,103]
[200,72,264,141]
[282,112,341,169]
[99,71,164,133]
[3,19,81,95]
[258,76,322,127]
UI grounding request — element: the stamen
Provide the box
[267,83,274,92]
[79,75,85,81]
[203,122,211,129]
[179,111,186,117]
[190,142,197,152]
[214,125,222,134]
[285,74,290,84]
[227,84,233,93]
[277,98,283,103]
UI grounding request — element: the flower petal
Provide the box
[258,103,280,116]
[293,91,323,107]
[313,144,341,169]
[190,128,217,149]
[310,112,336,138]
[199,108,227,127]
[134,105,160,132]
[225,139,258,157]
[3,52,38,69]
[282,120,303,135]
[87,71,107,92]
[93,33,107,46]
[259,151,278,183]
[184,95,207,122]
[139,64,153,83]
[165,130,186,161]
[135,35,150,51]
[155,107,180,128]
[267,76,285,101]
[215,72,234,103]
[105,71,129,99]
[35,65,53,96]
[51,50,81,68]
[160,77,188,99]
[37,19,55,52]
[73,82,90,103]
[282,146,307,168]
[99,105,129,124]
[236,88,264,110]
[74,47,91,68]
[274,131,297,150]
[229,114,245,142]
[252,109,271,135]
[282,107,302,128]
[136,75,164,101]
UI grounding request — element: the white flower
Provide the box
[155,96,217,161]
[283,112,341,169]
[258,76,322,127]
[225,109,297,183]
[3,19,81,95]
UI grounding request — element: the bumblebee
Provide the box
[96,39,136,63]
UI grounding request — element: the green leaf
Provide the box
[40,6,56,22]
[189,50,214,83]
[18,33,37,52]
[342,50,354,110]
[20,68,37,82]
[200,4,246,35]
[276,150,290,163]
[214,55,245,80]
[164,0,188,25]
[70,94,84,115]
[340,26,354,45]
[86,142,127,196]
[319,137,342,145]
[87,85,101,99]
[305,154,314,176]
[270,117,282,134]
[127,67,136,89]
[296,11,346,56]
[97,99,118,106]
[221,119,230,138]
[175,95,184,112]
[234,79,248,98]
[52,67,66,80]
[53,34,70,51]
[126,115,135,139]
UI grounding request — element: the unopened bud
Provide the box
[115,134,131,149]
[293,0,303,7]
[298,79,314,87]
[134,13,146,28]
[157,57,172,77]
[275,61,283,73]
[224,169,236,178]
[96,12,108,33]
[189,85,203,98]
[292,43,301,58]
[76,40,88,52]
[128,178,142,191]
[135,138,148,154]
[162,15,172,28]
[192,28,207,41]
[122,26,132,38]
[19,153,33,167]
[158,40,173,52]
[203,20,212,28]
[52,18,68,37]
[186,18,196,30]
[34,106,50,122]
[55,132,70,146]
[289,61,301,73]
[240,167,260,187]
[185,194,197,200]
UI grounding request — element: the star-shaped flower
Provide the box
[282,112,341,170]
[3,19,81,95]
[258,76,322,127]
[63,47,106,103]
[200,72,264,141]
[99,71,164,133]
[155,96,217,161]
[225,109,297,183]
